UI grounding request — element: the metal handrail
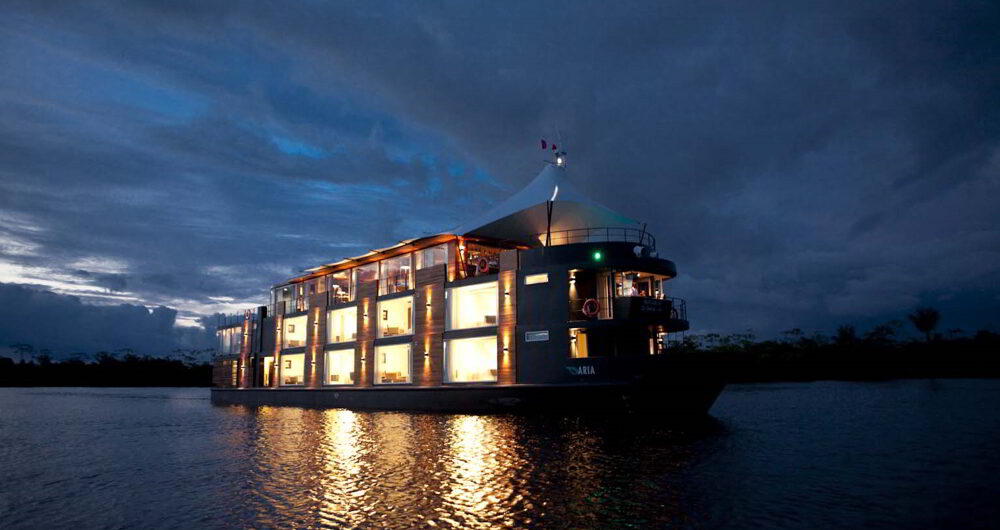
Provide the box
[537,227,656,249]
[666,296,687,321]
[567,295,686,321]
[216,310,260,328]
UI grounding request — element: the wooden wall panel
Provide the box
[356,279,378,387]
[497,271,517,384]
[272,315,283,388]
[414,264,446,386]
[305,293,327,388]
[498,255,518,384]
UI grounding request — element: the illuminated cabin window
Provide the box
[325,348,355,385]
[380,253,413,295]
[570,328,589,358]
[280,353,305,386]
[416,244,447,270]
[282,315,307,349]
[262,356,275,386]
[444,335,498,383]
[377,296,413,338]
[614,271,671,299]
[327,269,354,303]
[327,307,357,344]
[524,273,549,285]
[446,282,498,330]
[375,343,410,384]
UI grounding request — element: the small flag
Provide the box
[540,139,547,150]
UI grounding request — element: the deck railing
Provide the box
[537,227,655,249]
[568,295,686,322]
[216,310,259,328]
[667,297,687,321]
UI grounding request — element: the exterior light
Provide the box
[556,156,564,166]
[593,251,602,261]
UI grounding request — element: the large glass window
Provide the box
[328,269,353,303]
[307,277,322,295]
[379,254,412,295]
[444,336,498,383]
[294,283,308,312]
[446,282,498,330]
[416,244,447,270]
[217,327,242,355]
[282,315,307,349]
[375,343,410,384]
[325,348,355,385]
[614,271,669,299]
[327,306,358,344]
[280,353,305,386]
[354,262,378,287]
[275,284,295,313]
[378,297,413,338]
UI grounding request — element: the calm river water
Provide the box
[1,380,999,529]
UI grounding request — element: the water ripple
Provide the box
[3,382,1000,528]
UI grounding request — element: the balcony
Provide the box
[537,227,655,249]
[569,296,687,323]
[216,310,259,329]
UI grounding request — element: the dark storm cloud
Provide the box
[0,283,213,356]
[0,0,997,345]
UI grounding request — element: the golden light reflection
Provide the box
[222,401,700,528]
[316,409,371,528]
[439,415,518,527]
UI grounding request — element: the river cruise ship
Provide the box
[211,162,724,414]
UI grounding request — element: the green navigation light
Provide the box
[593,251,602,261]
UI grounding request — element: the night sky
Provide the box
[1,1,997,356]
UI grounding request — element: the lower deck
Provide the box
[211,378,725,415]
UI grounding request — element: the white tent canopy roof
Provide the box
[454,163,640,246]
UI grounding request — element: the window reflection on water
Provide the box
[219,406,705,528]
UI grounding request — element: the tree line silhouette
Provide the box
[0,348,213,387]
[2,307,998,386]
[671,307,1000,382]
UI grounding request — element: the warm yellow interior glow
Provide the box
[447,282,497,330]
[282,315,307,348]
[570,328,589,358]
[262,356,274,386]
[377,296,413,338]
[444,335,498,383]
[375,343,410,384]
[327,306,358,343]
[325,348,355,385]
[524,273,548,285]
[280,353,305,385]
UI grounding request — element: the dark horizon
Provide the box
[1,2,998,357]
